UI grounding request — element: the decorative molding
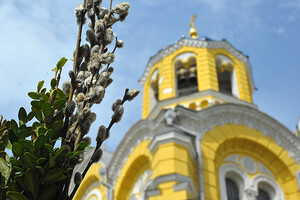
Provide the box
[224,154,239,164]
[147,173,198,198]
[241,156,257,174]
[258,162,273,177]
[251,174,285,200]
[148,89,257,119]
[172,104,300,164]
[148,131,196,159]
[219,163,250,200]
[81,181,102,200]
[139,38,255,93]
[296,171,300,192]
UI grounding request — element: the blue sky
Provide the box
[0,0,299,152]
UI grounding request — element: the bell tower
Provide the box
[140,18,255,119]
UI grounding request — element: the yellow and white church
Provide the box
[73,20,300,200]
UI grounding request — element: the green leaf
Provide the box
[36,166,45,176]
[38,127,47,136]
[27,111,35,121]
[28,92,40,100]
[75,141,87,152]
[56,57,67,70]
[6,191,28,200]
[37,80,44,93]
[38,184,57,200]
[41,92,49,101]
[37,158,47,166]
[14,174,25,189]
[24,152,37,170]
[56,88,65,99]
[9,120,18,134]
[12,142,23,157]
[69,150,85,159]
[45,129,53,140]
[42,168,64,183]
[19,139,34,154]
[34,135,47,150]
[18,107,27,125]
[50,120,63,139]
[10,158,22,166]
[31,100,41,109]
[24,168,38,196]
[8,129,18,144]
[17,129,28,140]
[0,158,10,184]
[44,144,54,155]
[50,78,57,89]
[49,154,55,168]
[53,99,66,110]
[42,102,52,118]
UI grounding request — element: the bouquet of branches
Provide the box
[0,0,138,199]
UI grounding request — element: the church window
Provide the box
[174,52,198,96]
[216,55,239,97]
[226,178,240,200]
[257,189,270,200]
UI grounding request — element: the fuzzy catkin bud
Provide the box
[69,70,76,79]
[66,101,76,115]
[96,125,106,143]
[82,137,91,146]
[95,19,105,34]
[93,0,102,6]
[92,148,103,162]
[86,86,105,103]
[104,28,114,45]
[74,172,82,185]
[78,107,91,126]
[126,89,140,101]
[91,45,100,54]
[119,11,128,22]
[112,105,124,123]
[105,78,113,88]
[75,93,86,102]
[62,80,71,94]
[116,40,124,48]
[112,99,122,111]
[97,7,108,19]
[112,2,130,15]
[75,4,85,18]
[100,52,115,64]
[86,30,98,47]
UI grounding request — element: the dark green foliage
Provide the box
[0,58,86,199]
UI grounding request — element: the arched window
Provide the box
[226,178,240,200]
[216,55,239,97]
[257,189,270,200]
[174,52,198,96]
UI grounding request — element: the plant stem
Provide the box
[68,0,87,103]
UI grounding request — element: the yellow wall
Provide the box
[142,46,253,119]
[74,163,107,200]
[201,124,300,200]
[113,139,198,200]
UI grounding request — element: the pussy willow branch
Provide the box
[68,0,87,103]
[68,88,128,199]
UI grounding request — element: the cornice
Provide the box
[173,104,300,163]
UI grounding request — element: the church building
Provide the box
[74,18,300,200]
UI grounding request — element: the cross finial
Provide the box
[189,14,198,39]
